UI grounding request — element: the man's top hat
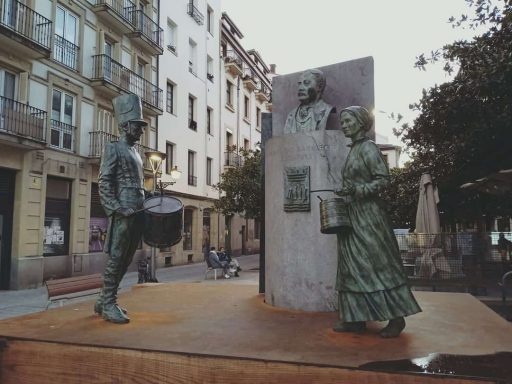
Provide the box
[112,94,148,126]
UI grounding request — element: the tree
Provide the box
[214,149,262,219]
[392,0,512,223]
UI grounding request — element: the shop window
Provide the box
[89,183,107,253]
[43,177,71,256]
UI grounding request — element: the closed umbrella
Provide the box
[414,174,449,278]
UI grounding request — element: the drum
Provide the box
[319,197,351,234]
[143,196,183,248]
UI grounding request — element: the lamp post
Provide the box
[145,151,166,282]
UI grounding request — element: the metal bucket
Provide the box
[319,197,351,234]
[143,196,183,247]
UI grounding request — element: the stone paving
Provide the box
[0,254,260,320]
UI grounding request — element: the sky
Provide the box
[220,0,486,151]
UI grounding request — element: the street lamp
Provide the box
[144,151,166,282]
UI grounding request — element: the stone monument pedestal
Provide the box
[265,130,348,311]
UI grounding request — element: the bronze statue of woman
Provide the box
[334,106,421,338]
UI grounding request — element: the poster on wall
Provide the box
[89,217,108,252]
[43,216,67,256]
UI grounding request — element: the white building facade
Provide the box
[157,3,272,264]
[0,0,163,289]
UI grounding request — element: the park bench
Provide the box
[45,273,103,309]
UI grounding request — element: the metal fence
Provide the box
[396,232,511,289]
[0,96,46,142]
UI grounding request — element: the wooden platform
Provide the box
[0,283,511,383]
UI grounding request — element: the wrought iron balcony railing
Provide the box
[188,175,197,186]
[129,9,163,49]
[54,34,79,70]
[92,54,163,111]
[0,96,46,142]
[224,50,243,66]
[95,0,135,24]
[224,151,242,167]
[0,0,52,50]
[187,1,204,25]
[50,119,76,151]
[89,130,157,170]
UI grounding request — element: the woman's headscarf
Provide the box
[339,106,374,132]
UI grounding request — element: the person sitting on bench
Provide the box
[218,247,241,277]
[208,247,231,279]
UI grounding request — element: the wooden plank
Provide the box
[0,339,492,384]
[45,274,102,287]
[46,274,103,298]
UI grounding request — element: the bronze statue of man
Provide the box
[284,69,334,134]
[94,94,148,324]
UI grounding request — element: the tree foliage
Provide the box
[392,0,512,225]
[214,150,262,219]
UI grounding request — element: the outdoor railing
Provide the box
[395,232,512,293]
[224,151,242,167]
[0,96,46,142]
[129,9,163,49]
[89,130,157,169]
[50,119,75,151]
[0,0,52,50]
[95,0,135,24]
[92,54,163,111]
[188,175,197,186]
[187,1,204,25]
[54,34,79,70]
[224,50,243,66]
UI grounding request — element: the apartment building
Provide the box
[0,0,163,289]
[157,4,272,265]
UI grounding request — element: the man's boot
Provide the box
[101,278,130,324]
[94,288,128,316]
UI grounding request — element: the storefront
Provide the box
[0,167,15,289]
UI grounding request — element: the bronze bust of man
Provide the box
[94,94,148,324]
[284,69,334,134]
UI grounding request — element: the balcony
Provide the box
[242,69,258,92]
[0,96,46,147]
[50,119,76,152]
[187,1,204,25]
[256,83,271,102]
[0,0,52,59]
[89,130,157,172]
[224,50,243,77]
[224,151,242,168]
[53,34,79,71]
[91,54,163,115]
[92,0,136,34]
[127,9,163,55]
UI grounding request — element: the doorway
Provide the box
[241,225,247,255]
[0,168,15,289]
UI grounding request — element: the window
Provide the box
[256,106,261,128]
[0,68,17,100]
[136,59,145,78]
[97,108,114,135]
[89,183,108,253]
[244,139,250,151]
[166,142,175,174]
[226,81,233,107]
[244,95,250,119]
[206,107,212,135]
[206,157,212,186]
[166,82,175,114]
[188,38,197,75]
[207,6,213,34]
[51,89,75,151]
[54,5,79,70]
[188,150,197,186]
[166,18,177,53]
[207,56,213,81]
[44,177,71,256]
[188,95,196,130]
